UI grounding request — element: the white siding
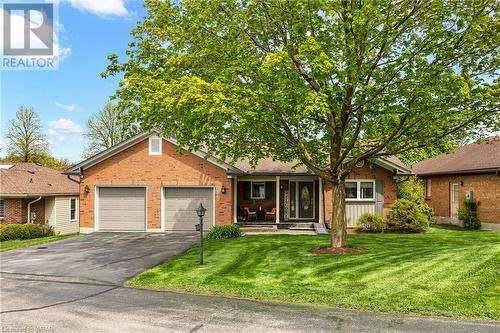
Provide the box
[346,202,376,227]
[54,196,79,234]
[44,197,56,227]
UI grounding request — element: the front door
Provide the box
[450,183,460,219]
[289,181,314,219]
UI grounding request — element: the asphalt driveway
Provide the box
[0,232,199,284]
[1,233,499,332]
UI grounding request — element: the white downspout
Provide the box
[27,196,42,224]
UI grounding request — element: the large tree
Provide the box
[5,105,49,162]
[82,102,139,158]
[105,0,499,248]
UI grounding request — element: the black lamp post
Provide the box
[195,203,207,265]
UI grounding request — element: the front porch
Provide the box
[232,175,324,226]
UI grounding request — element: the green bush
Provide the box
[397,177,425,203]
[0,223,54,241]
[206,224,242,240]
[356,213,384,233]
[419,202,435,224]
[386,199,429,233]
[397,177,435,224]
[458,199,481,230]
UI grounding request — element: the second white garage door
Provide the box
[164,187,214,231]
[98,187,146,231]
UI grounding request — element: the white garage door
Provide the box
[164,187,214,231]
[98,187,146,231]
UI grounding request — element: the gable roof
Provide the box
[65,131,412,176]
[0,163,79,197]
[413,137,500,176]
[64,132,242,175]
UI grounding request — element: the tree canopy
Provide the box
[105,0,499,247]
[5,105,49,162]
[82,102,140,158]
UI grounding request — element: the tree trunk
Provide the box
[330,178,347,248]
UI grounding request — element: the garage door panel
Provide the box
[98,187,146,231]
[165,188,213,231]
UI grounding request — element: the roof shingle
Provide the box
[413,137,500,176]
[0,163,79,196]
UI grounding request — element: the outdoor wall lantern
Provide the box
[195,203,207,265]
[460,181,464,186]
[84,185,90,193]
[221,185,226,194]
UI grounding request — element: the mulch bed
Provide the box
[310,246,365,255]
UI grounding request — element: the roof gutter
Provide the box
[27,196,42,224]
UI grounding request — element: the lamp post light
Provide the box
[195,203,207,265]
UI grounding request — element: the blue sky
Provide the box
[1,0,146,162]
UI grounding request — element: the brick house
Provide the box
[0,163,80,234]
[65,132,412,233]
[413,138,500,230]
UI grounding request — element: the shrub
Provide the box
[458,199,481,230]
[356,213,384,233]
[397,177,435,225]
[397,177,425,203]
[0,223,53,241]
[419,202,435,225]
[386,199,429,233]
[206,224,242,240]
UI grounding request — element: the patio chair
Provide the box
[265,207,276,221]
[242,207,257,221]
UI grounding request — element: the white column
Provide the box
[318,177,324,224]
[233,176,238,223]
[275,175,280,224]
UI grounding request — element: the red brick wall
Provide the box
[1,198,45,225]
[421,173,500,224]
[324,164,397,225]
[79,138,233,230]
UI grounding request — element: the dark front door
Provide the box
[298,181,314,219]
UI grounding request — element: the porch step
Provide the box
[240,225,278,233]
[288,222,315,231]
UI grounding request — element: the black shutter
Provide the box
[265,181,273,200]
[243,182,251,200]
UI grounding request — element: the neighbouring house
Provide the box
[64,132,412,233]
[0,163,80,234]
[413,138,500,230]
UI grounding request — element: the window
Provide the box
[425,179,431,197]
[345,182,358,199]
[0,199,4,218]
[251,182,266,199]
[69,198,77,221]
[345,180,375,201]
[360,182,374,199]
[149,136,162,155]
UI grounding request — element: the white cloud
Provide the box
[47,129,57,135]
[54,101,77,112]
[49,118,83,133]
[56,135,83,142]
[68,0,130,17]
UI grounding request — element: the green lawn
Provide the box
[127,227,500,319]
[0,233,79,252]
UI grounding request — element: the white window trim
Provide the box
[0,199,4,219]
[148,135,162,155]
[69,197,78,222]
[345,180,376,202]
[251,182,266,199]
